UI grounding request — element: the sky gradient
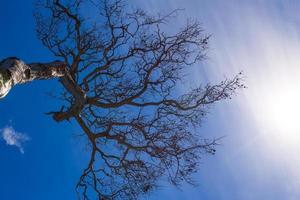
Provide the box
[1,0,300,200]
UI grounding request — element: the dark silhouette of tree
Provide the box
[0,0,244,199]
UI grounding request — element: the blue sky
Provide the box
[1,0,300,200]
[0,1,84,199]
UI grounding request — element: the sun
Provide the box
[251,79,300,143]
[264,85,300,134]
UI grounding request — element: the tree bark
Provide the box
[0,57,66,98]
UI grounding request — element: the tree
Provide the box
[0,0,244,199]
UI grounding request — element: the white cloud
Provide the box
[1,126,30,154]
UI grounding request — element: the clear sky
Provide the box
[1,0,300,200]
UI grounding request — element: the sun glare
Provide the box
[263,83,300,135]
[240,27,300,144]
[248,68,300,146]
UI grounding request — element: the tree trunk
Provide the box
[0,57,66,98]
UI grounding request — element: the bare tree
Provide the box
[0,0,244,199]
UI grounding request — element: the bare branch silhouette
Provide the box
[0,0,244,199]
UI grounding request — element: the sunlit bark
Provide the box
[0,57,66,98]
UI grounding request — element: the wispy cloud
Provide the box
[1,126,30,154]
